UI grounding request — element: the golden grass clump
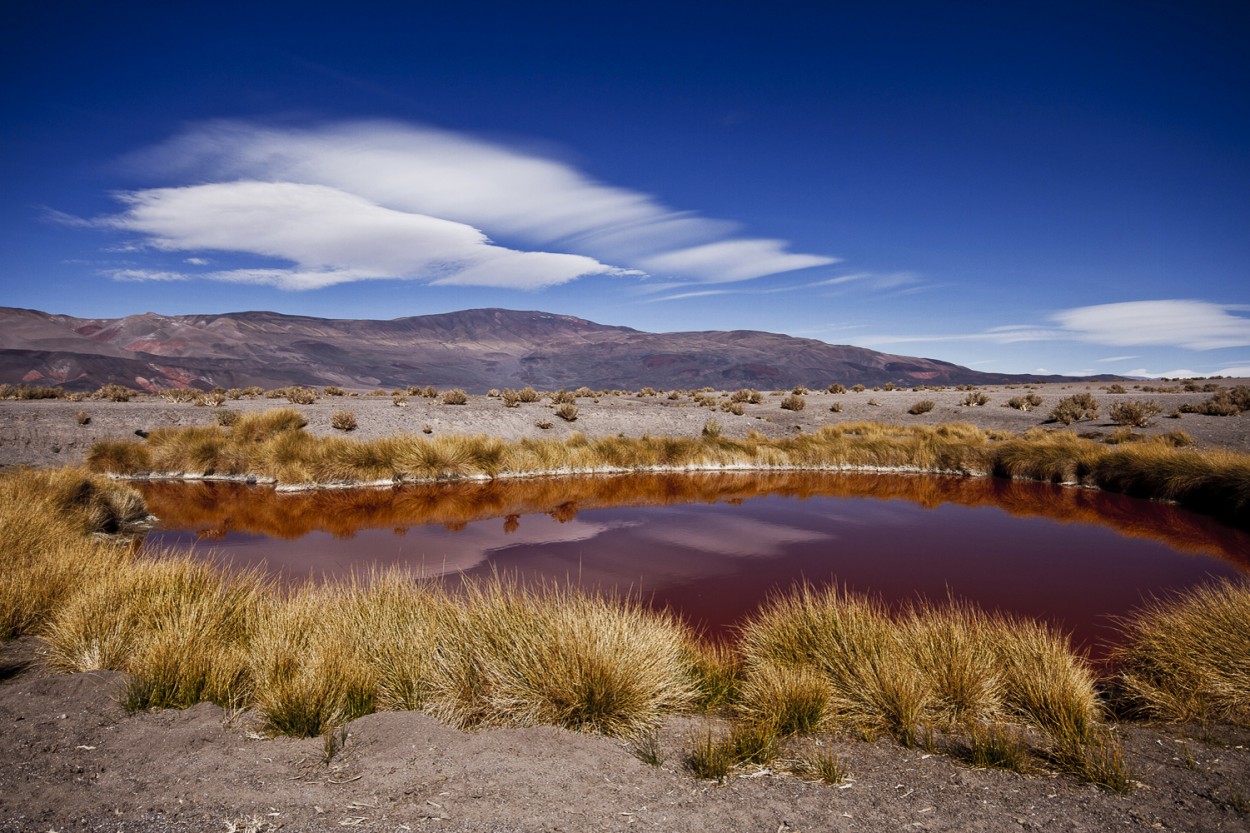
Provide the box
[249,586,377,737]
[0,469,141,639]
[1113,580,1250,725]
[41,551,266,710]
[738,585,1101,751]
[424,577,698,736]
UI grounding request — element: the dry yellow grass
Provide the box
[1112,580,1250,725]
[86,411,1250,526]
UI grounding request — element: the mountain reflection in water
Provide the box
[139,472,1250,656]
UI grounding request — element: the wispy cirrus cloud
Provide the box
[96,119,835,291]
[862,300,1250,352]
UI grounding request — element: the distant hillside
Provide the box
[0,306,1118,392]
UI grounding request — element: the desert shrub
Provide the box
[702,419,721,438]
[829,402,843,413]
[95,383,132,402]
[392,392,409,407]
[729,389,754,403]
[960,392,990,407]
[882,382,896,391]
[827,384,846,394]
[851,384,865,392]
[215,410,240,427]
[1108,400,1162,428]
[441,389,468,405]
[159,388,199,404]
[720,401,746,416]
[196,391,226,407]
[501,389,521,407]
[1179,386,1250,416]
[535,419,553,430]
[331,411,358,432]
[959,722,1031,773]
[323,386,346,396]
[1105,384,1127,394]
[518,386,541,403]
[422,424,433,434]
[75,410,91,425]
[282,386,318,405]
[908,400,935,415]
[555,403,579,422]
[486,388,501,398]
[550,389,576,404]
[792,385,810,395]
[1049,394,1099,425]
[573,386,594,398]
[686,727,734,781]
[1007,393,1043,411]
[780,394,806,412]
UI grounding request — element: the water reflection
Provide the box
[139,473,1250,655]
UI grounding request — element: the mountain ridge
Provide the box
[0,306,1121,392]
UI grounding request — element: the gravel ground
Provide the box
[2,380,1248,471]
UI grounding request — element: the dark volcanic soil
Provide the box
[1,638,1248,833]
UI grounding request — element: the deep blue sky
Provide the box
[3,0,1248,377]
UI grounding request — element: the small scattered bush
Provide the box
[95,384,132,402]
[1179,386,1250,416]
[555,403,579,422]
[702,419,721,438]
[518,387,541,403]
[535,419,554,430]
[76,410,91,425]
[780,394,806,412]
[1049,394,1099,425]
[502,389,521,407]
[441,389,468,406]
[792,385,810,395]
[281,386,318,405]
[960,392,990,407]
[851,384,865,393]
[1108,400,1162,428]
[549,389,576,405]
[331,411,358,432]
[1105,384,1127,394]
[908,400,935,415]
[323,386,346,396]
[827,384,846,394]
[720,401,746,416]
[392,392,409,407]
[216,410,240,428]
[1007,393,1044,411]
[829,402,843,413]
[790,745,848,784]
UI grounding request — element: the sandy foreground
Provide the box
[2,381,1249,832]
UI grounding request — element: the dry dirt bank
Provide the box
[2,637,1248,833]
[2,381,1248,470]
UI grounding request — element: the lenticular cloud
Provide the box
[105,119,834,290]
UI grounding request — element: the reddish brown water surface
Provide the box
[139,472,1250,656]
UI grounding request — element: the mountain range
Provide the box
[0,306,1114,392]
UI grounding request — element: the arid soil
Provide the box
[2,381,1249,832]
[2,635,1248,833]
[2,381,1248,471]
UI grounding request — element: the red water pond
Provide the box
[138,472,1250,657]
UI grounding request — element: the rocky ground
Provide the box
[2,381,1249,832]
[2,381,1248,471]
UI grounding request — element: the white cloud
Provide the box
[1096,355,1138,363]
[100,181,618,290]
[184,257,209,265]
[117,119,835,289]
[110,269,189,282]
[1053,300,1250,350]
[810,271,918,289]
[861,300,1250,352]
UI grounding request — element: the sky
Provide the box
[3,0,1248,378]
